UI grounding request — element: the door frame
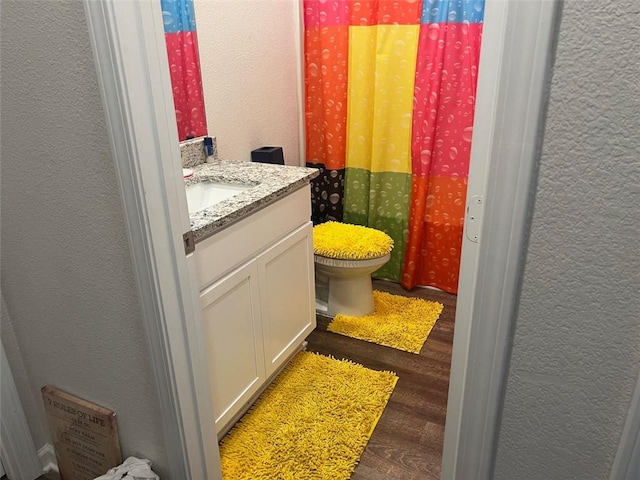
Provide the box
[1,342,43,480]
[82,0,561,479]
[83,0,220,478]
[442,1,561,478]
[609,370,640,480]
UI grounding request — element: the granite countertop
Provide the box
[186,160,319,243]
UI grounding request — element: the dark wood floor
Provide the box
[306,279,457,480]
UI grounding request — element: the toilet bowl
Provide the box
[314,254,391,317]
[313,222,393,317]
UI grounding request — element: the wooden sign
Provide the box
[42,386,122,480]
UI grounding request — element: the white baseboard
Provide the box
[38,443,58,473]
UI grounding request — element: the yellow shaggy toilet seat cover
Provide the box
[313,221,394,260]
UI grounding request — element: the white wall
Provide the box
[494,1,640,479]
[194,0,303,165]
[0,1,168,476]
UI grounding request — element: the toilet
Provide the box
[313,222,393,317]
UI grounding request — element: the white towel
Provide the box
[94,456,159,480]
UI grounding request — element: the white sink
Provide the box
[185,181,251,213]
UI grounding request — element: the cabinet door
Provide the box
[200,260,265,433]
[258,222,316,378]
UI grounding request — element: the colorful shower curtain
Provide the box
[161,0,207,141]
[304,0,484,293]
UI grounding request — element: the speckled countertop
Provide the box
[186,160,318,243]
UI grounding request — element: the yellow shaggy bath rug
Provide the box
[219,351,398,480]
[328,290,445,354]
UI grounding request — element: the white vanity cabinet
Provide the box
[199,260,266,433]
[194,185,315,435]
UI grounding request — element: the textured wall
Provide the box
[194,0,302,165]
[494,2,640,479]
[0,1,168,476]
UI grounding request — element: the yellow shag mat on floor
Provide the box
[328,290,445,354]
[219,351,398,480]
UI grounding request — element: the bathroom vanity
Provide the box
[187,160,318,436]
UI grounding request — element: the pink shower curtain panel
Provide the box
[161,0,207,141]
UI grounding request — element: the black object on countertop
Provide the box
[251,146,284,165]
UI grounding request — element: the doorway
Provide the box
[83,0,560,478]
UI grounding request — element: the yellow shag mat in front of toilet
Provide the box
[219,351,397,480]
[313,221,394,259]
[329,290,445,354]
